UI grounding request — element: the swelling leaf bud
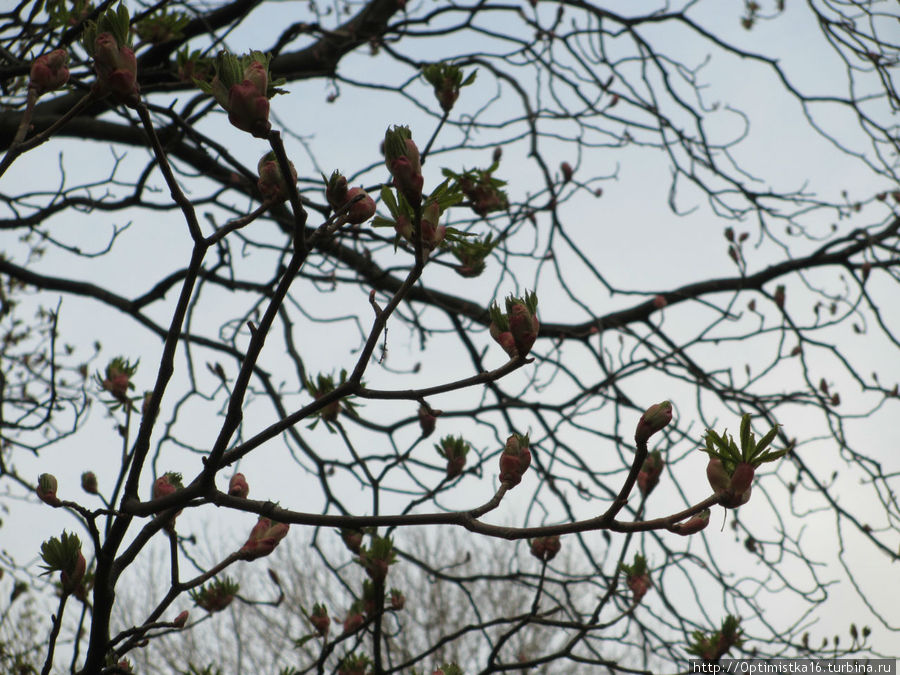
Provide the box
[637,450,664,497]
[499,432,531,487]
[239,517,290,560]
[671,509,711,535]
[81,471,98,495]
[257,152,297,202]
[634,400,672,444]
[29,49,69,95]
[37,473,60,506]
[228,473,249,498]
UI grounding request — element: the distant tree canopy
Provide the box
[0,0,898,673]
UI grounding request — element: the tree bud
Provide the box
[672,509,711,535]
[228,473,249,498]
[37,473,60,506]
[634,400,672,444]
[499,433,531,487]
[81,471,98,495]
[239,517,290,560]
[29,49,69,95]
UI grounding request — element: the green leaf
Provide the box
[753,425,780,459]
[740,414,751,454]
[756,448,789,464]
[380,184,399,219]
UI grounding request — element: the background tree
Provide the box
[0,0,898,673]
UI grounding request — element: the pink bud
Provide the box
[93,34,139,104]
[152,473,181,500]
[706,457,731,494]
[627,573,651,603]
[634,401,672,444]
[560,162,574,183]
[61,551,86,594]
[228,80,270,138]
[173,610,189,628]
[390,156,424,207]
[257,154,297,202]
[228,473,249,499]
[499,433,531,487]
[310,604,330,637]
[344,187,376,225]
[489,323,518,359]
[637,451,664,498]
[507,300,539,357]
[29,49,69,95]
[418,405,436,437]
[242,60,268,97]
[672,509,710,535]
[239,517,289,560]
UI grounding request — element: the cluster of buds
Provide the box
[200,50,284,138]
[228,472,249,498]
[191,577,239,613]
[489,291,539,360]
[257,152,297,203]
[637,450,664,497]
[671,509,711,536]
[435,435,471,479]
[422,61,477,113]
[450,234,497,278]
[620,553,651,604]
[499,432,531,487]
[83,4,139,105]
[337,653,372,675]
[39,531,86,595]
[687,615,743,662]
[357,535,396,582]
[529,535,561,562]
[305,369,354,428]
[324,171,377,224]
[309,602,330,637]
[384,126,424,207]
[447,165,508,218]
[634,400,672,445]
[238,516,290,560]
[29,49,69,96]
[703,414,786,509]
[37,473,60,506]
[96,356,139,406]
[81,471,99,494]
